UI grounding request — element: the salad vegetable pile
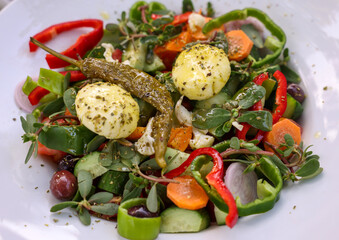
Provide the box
[18,0,323,239]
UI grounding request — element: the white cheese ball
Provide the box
[75,82,139,139]
[172,44,231,100]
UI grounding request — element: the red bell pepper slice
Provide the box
[164,147,238,228]
[30,19,103,69]
[151,12,192,26]
[28,86,50,105]
[59,70,87,82]
[271,70,287,123]
[204,148,238,228]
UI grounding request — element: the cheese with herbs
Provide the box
[75,82,139,139]
[172,44,231,100]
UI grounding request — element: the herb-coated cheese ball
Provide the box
[172,44,231,100]
[75,82,139,139]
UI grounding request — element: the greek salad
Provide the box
[18,0,322,239]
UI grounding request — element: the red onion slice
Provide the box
[225,17,265,34]
[14,79,36,113]
[224,162,258,205]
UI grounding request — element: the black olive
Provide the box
[58,155,77,172]
[50,170,78,200]
[287,83,305,103]
[128,205,159,218]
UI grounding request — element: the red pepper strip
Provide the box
[164,147,238,228]
[151,12,192,25]
[271,70,287,124]
[204,148,238,228]
[164,147,207,179]
[236,73,269,142]
[30,19,103,69]
[59,70,87,82]
[28,86,50,105]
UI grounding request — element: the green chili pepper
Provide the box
[191,141,283,216]
[117,198,161,240]
[203,8,286,68]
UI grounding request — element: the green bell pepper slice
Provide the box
[117,198,161,240]
[191,141,283,216]
[203,8,286,68]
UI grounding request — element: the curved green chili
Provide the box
[203,8,286,68]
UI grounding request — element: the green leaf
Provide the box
[182,0,194,13]
[306,154,320,162]
[146,183,158,213]
[280,65,301,84]
[241,142,260,152]
[86,135,106,153]
[129,173,149,187]
[241,24,264,48]
[230,137,240,150]
[269,155,289,175]
[295,159,320,178]
[90,203,119,215]
[25,142,36,164]
[192,108,231,130]
[140,35,159,45]
[233,82,266,109]
[78,170,93,199]
[152,16,174,27]
[300,167,323,180]
[284,134,294,147]
[21,114,38,133]
[222,120,233,133]
[37,68,65,96]
[50,201,79,212]
[63,88,77,116]
[78,208,91,226]
[283,147,294,157]
[42,97,65,117]
[38,125,96,155]
[88,192,113,204]
[206,2,215,17]
[122,187,143,203]
[63,72,71,92]
[237,111,272,131]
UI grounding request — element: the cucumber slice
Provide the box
[194,92,231,109]
[143,54,165,73]
[122,39,147,70]
[214,205,228,225]
[97,170,129,195]
[262,78,276,100]
[160,207,210,233]
[283,93,303,120]
[74,151,108,179]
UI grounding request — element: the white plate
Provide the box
[1,0,338,239]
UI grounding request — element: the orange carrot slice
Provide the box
[126,127,146,141]
[264,118,302,151]
[167,126,193,152]
[126,126,193,152]
[167,175,209,210]
[226,30,253,61]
